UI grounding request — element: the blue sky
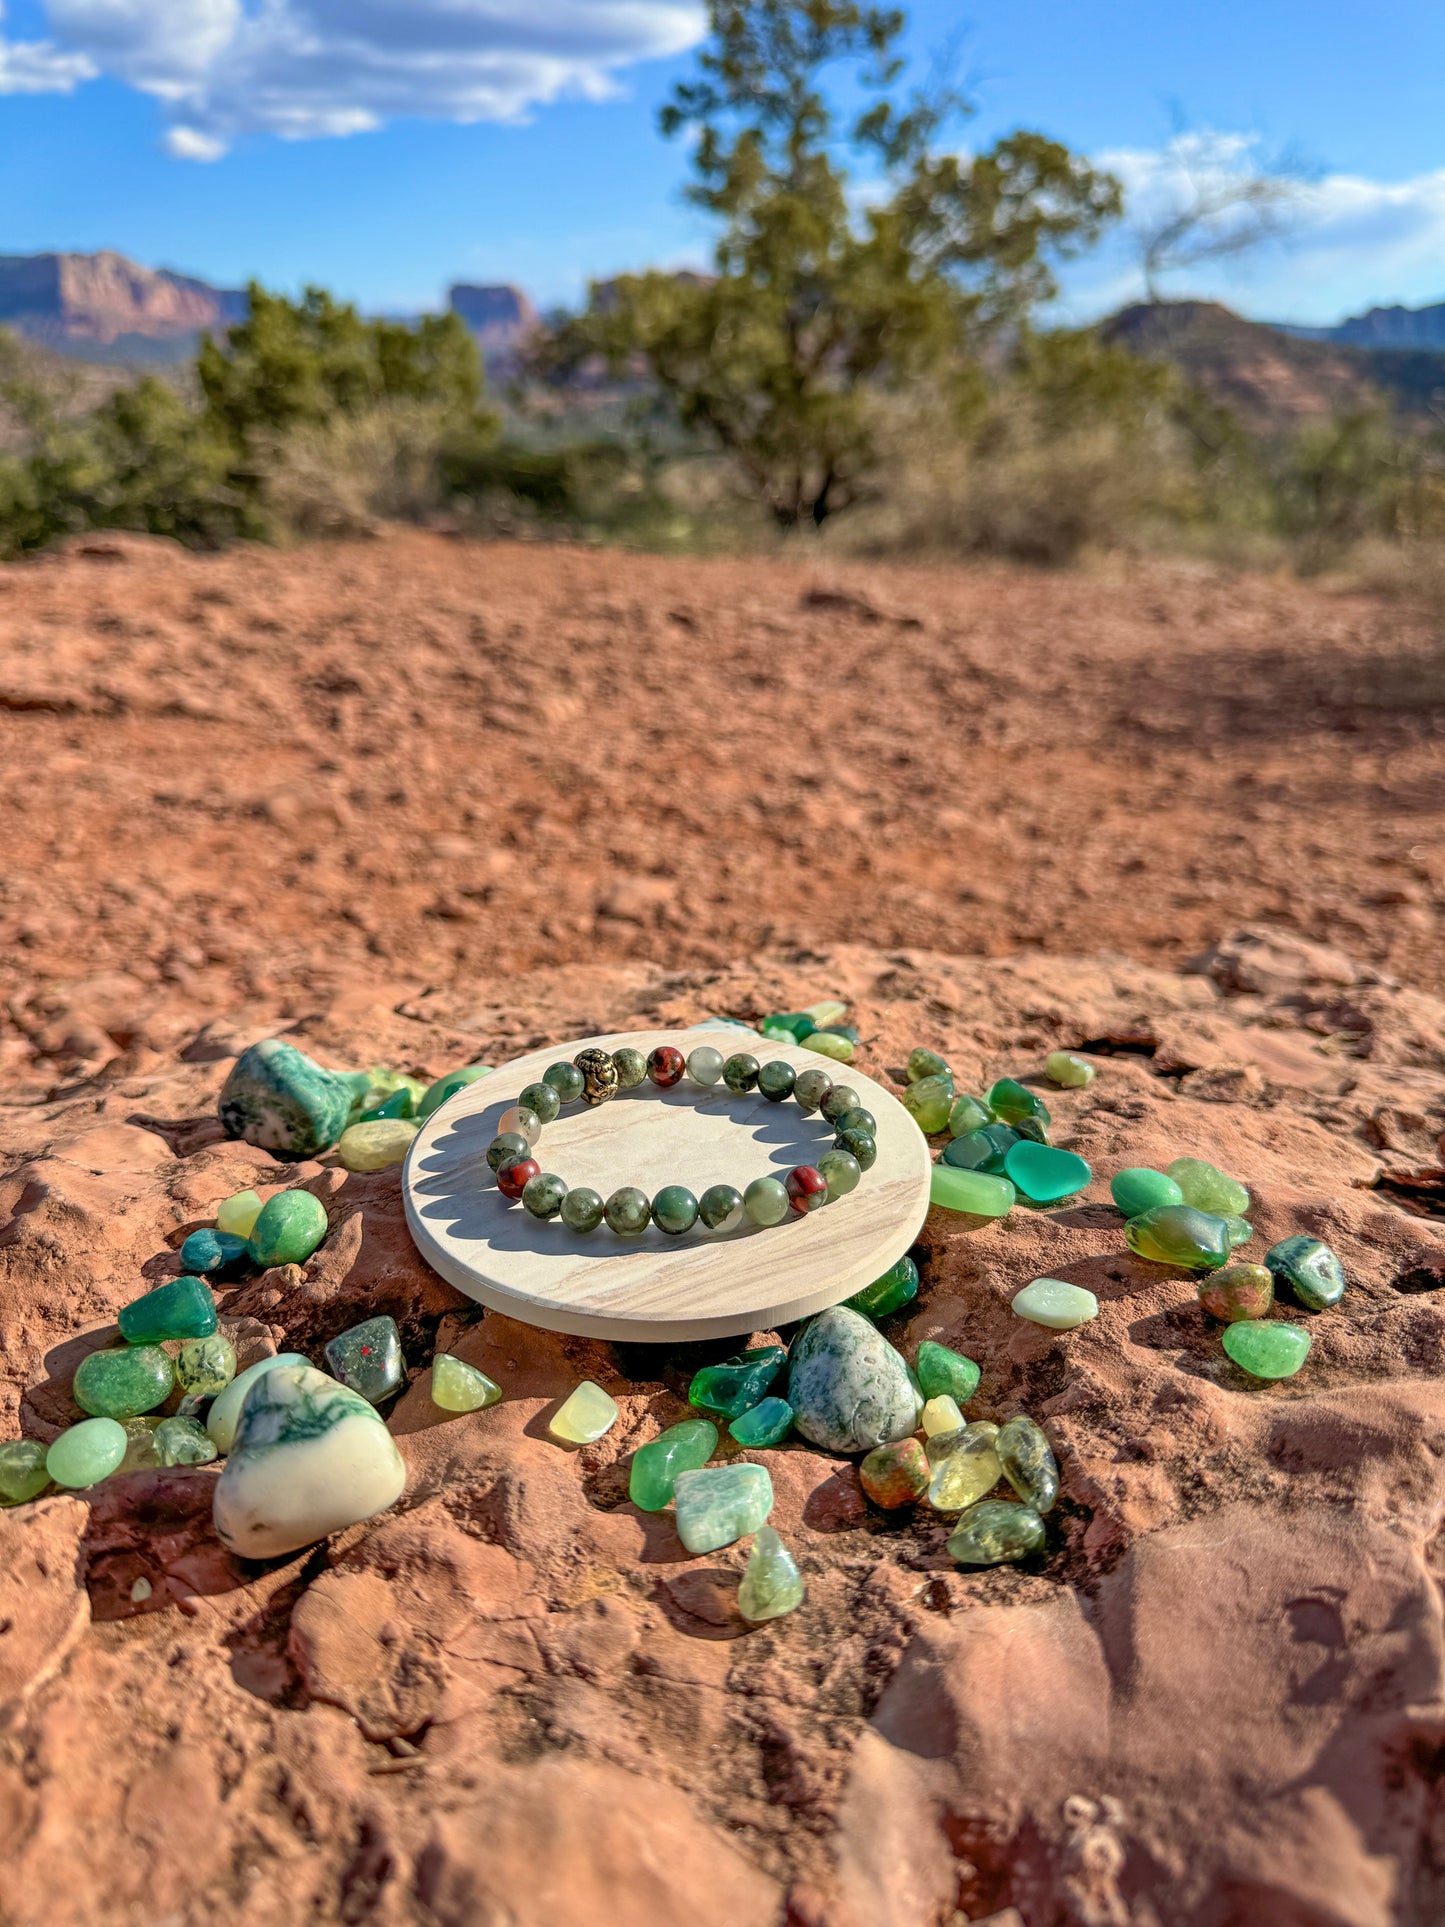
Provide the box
[1,1,1442,325]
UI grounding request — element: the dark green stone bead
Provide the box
[487,1131,530,1173]
[834,1127,877,1169]
[518,1081,561,1125]
[817,1148,861,1199]
[948,1499,1046,1566]
[793,1068,834,1114]
[1264,1235,1347,1311]
[698,1183,745,1231]
[543,1061,586,1103]
[372,1086,415,1120]
[820,1084,861,1124]
[915,1341,980,1403]
[652,1185,699,1235]
[324,1315,403,1404]
[179,1228,249,1275]
[846,1254,920,1319]
[560,1186,605,1233]
[628,1419,717,1510]
[835,1106,876,1137]
[523,1172,567,1220]
[604,1187,651,1236]
[758,1060,796,1103]
[74,1344,174,1419]
[118,1274,218,1344]
[996,1414,1059,1514]
[722,1052,760,1093]
[987,1078,1050,1126]
[611,1047,648,1090]
[688,1345,787,1419]
[728,1397,794,1446]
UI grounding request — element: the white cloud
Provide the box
[0,0,94,91]
[25,0,703,151]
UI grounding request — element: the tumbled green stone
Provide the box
[722,1052,761,1093]
[903,1074,954,1134]
[987,1078,1050,1127]
[1168,1157,1251,1218]
[922,1393,965,1437]
[930,1165,1015,1218]
[996,1415,1059,1514]
[487,1131,530,1174]
[417,1066,492,1121]
[629,1419,718,1511]
[1011,1277,1099,1329]
[153,1415,218,1466]
[1012,1116,1050,1145]
[907,1048,951,1084]
[74,1344,174,1419]
[1198,1263,1275,1323]
[47,1416,127,1489]
[118,1274,217,1345]
[206,1352,311,1453]
[947,1094,992,1137]
[943,1124,1018,1172]
[0,1439,50,1505]
[179,1228,250,1275]
[927,1426,1003,1511]
[728,1397,793,1447]
[431,1354,502,1411]
[804,999,847,1026]
[1225,1216,1253,1248]
[1264,1235,1347,1312]
[560,1186,605,1233]
[846,1254,920,1319]
[1045,1050,1096,1088]
[518,1080,562,1124]
[1003,1141,1092,1205]
[860,1438,929,1508]
[1110,1167,1183,1217]
[789,1307,920,1452]
[370,1086,417,1121]
[1222,1319,1312,1379]
[523,1172,568,1220]
[915,1341,981,1403]
[550,1380,619,1442]
[652,1185,699,1235]
[543,1060,586,1103]
[324,1315,403,1405]
[177,1332,237,1396]
[698,1184,745,1232]
[118,1416,162,1471]
[1126,1204,1232,1270]
[248,1188,328,1267]
[337,1118,417,1171]
[689,1345,787,1420]
[673,1462,773,1553]
[738,1525,804,1622]
[833,1126,877,1170]
[356,1069,425,1120]
[219,1038,355,1156]
[792,1068,833,1114]
[817,1148,861,1201]
[743,1176,790,1226]
[806,1030,853,1063]
[820,1084,861,1124]
[763,1012,816,1040]
[947,1498,1046,1566]
[758,1060,797,1103]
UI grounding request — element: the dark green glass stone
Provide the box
[543,1061,586,1103]
[1011,1116,1050,1145]
[996,1414,1059,1514]
[947,1499,1046,1566]
[764,1012,816,1040]
[915,1340,980,1403]
[698,1183,745,1231]
[688,1345,787,1419]
[487,1131,530,1173]
[758,1060,796,1103]
[74,1344,174,1419]
[119,1274,218,1344]
[820,1084,861,1124]
[324,1315,403,1404]
[944,1124,1018,1172]
[560,1186,605,1232]
[846,1254,920,1319]
[728,1397,793,1447]
[523,1172,567,1220]
[1264,1235,1347,1311]
[1126,1204,1233,1271]
[652,1185,700,1235]
[834,1127,877,1169]
[987,1078,1050,1126]
[371,1086,415,1120]
[629,1419,717,1510]
[179,1228,249,1276]
[518,1081,561,1124]
[722,1052,761,1093]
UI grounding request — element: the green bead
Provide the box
[996,1415,1059,1514]
[1110,1167,1184,1217]
[118,1274,218,1345]
[698,1183,745,1231]
[417,1065,491,1119]
[560,1186,605,1233]
[628,1419,717,1510]
[1003,1141,1092,1205]
[793,1068,834,1114]
[604,1186,651,1236]
[836,1105,876,1137]
[688,1345,787,1419]
[543,1060,586,1103]
[673,1462,773,1553]
[218,1038,355,1155]
[819,1084,860,1124]
[153,1416,218,1466]
[817,1148,861,1200]
[930,1165,1015,1218]
[1198,1263,1275,1323]
[806,1030,853,1063]
[1264,1235,1347,1312]
[432,1354,502,1411]
[947,1499,1046,1566]
[611,1047,649,1090]
[687,1046,726,1085]
[728,1397,793,1447]
[1126,1205,1232,1270]
[722,1052,760,1093]
[987,1078,1050,1126]
[652,1185,699,1235]
[833,1126,877,1169]
[846,1254,920,1319]
[1225,1216,1253,1248]
[744,1175,790,1226]
[248,1188,328,1267]
[737,1525,804,1622]
[487,1131,530,1173]
[0,1440,50,1505]
[1167,1157,1251,1218]
[1045,1051,1096,1088]
[757,1060,796,1103]
[177,1332,237,1396]
[947,1094,992,1137]
[518,1081,561,1124]
[943,1125,1017,1172]
[1222,1319,1312,1379]
[915,1340,980,1403]
[907,1048,951,1084]
[73,1344,174,1419]
[523,1172,568,1220]
[902,1075,953,1134]
[46,1417,127,1489]
[324,1315,403,1404]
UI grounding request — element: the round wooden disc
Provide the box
[403,1025,933,1342]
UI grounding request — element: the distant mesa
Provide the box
[448,284,538,374]
[1279,300,1445,352]
[0,250,246,363]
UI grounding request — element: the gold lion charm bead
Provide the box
[574,1047,620,1106]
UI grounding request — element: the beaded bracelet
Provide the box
[485,1043,879,1238]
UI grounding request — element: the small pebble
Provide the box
[929,1165,1015,1218]
[179,1228,250,1275]
[74,1345,174,1419]
[906,1047,951,1084]
[0,1439,50,1506]
[417,1065,492,1119]
[1010,1277,1099,1331]
[549,1381,619,1444]
[996,1414,1059,1513]
[118,1275,217,1345]
[1222,1320,1312,1380]
[947,1498,1046,1566]
[1197,1263,1274,1323]
[46,1417,127,1490]
[1003,1141,1091,1204]
[248,1188,329,1267]
[914,1341,980,1403]
[987,1078,1049,1126]
[177,1332,237,1397]
[806,1030,853,1063]
[903,1075,954,1134]
[1045,1051,1096,1088]
[1125,1205,1232,1271]
[845,1254,919,1319]
[689,1346,787,1419]
[673,1462,773,1553]
[927,1426,1003,1513]
[325,1316,404,1405]
[1167,1157,1251,1218]
[1264,1235,1347,1312]
[629,1419,717,1511]
[154,1416,218,1466]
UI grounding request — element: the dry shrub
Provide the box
[260,401,450,540]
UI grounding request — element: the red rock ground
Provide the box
[2,534,1445,1926]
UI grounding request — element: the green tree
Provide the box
[542,0,1121,527]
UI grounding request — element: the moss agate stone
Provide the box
[324,1315,403,1405]
[948,1499,1046,1566]
[74,1344,174,1419]
[743,1176,790,1226]
[604,1186,651,1236]
[611,1046,649,1090]
[560,1186,606,1233]
[219,1039,356,1156]
[337,1118,417,1171]
[930,1165,1015,1218]
[689,1346,787,1420]
[1110,1168,1183,1218]
[523,1172,568,1221]
[758,1060,796,1103]
[860,1438,929,1509]
[927,1427,1003,1512]
[652,1185,699,1235]
[698,1184,745,1232]
[629,1419,718,1511]
[177,1332,237,1397]
[915,1341,980,1404]
[1198,1262,1275,1323]
[1126,1205,1232,1270]
[46,1417,127,1490]
[1264,1235,1347,1312]
[0,1439,51,1506]
[907,1048,951,1084]
[180,1228,250,1275]
[487,1131,530,1174]
[987,1078,1050,1126]
[792,1069,833,1114]
[154,1415,218,1466]
[215,1189,264,1239]
[788,1306,919,1454]
[997,1414,1059,1514]
[673,1462,773,1554]
[1010,1277,1099,1330]
[833,1126,877,1170]
[546,1059,589,1102]
[722,1052,761,1093]
[431,1354,502,1412]
[118,1274,217,1344]
[212,1364,406,1559]
[728,1398,793,1447]
[417,1065,491,1119]
[1045,1051,1096,1088]
[518,1080,562,1125]
[903,1075,953,1134]
[846,1254,919,1319]
[550,1381,619,1443]
[1222,1320,1312,1379]
[816,1149,862,1200]
[248,1188,328,1267]
[207,1352,310,1454]
[738,1525,804,1622]
[1003,1141,1091,1204]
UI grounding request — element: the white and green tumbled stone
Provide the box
[1045,1051,1096,1088]
[673,1462,773,1554]
[1011,1277,1099,1330]
[1264,1235,1347,1311]
[207,1352,311,1454]
[177,1332,237,1397]
[737,1526,805,1622]
[787,1306,920,1454]
[218,1039,358,1156]
[154,1416,218,1466]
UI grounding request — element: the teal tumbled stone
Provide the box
[324,1315,403,1405]
[737,1525,804,1622]
[46,1417,127,1489]
[1222,1319,1312,1379]
[180,1228,250,1276]
[74,1344,174,1419]
[118,1274,218,1345]
[987,1078,1050,1126]
[943,1124,1017,1172]
[629,1419,717,1510]
[728,1398,794,1447]
[218,1038,356,1156]
[915,1341,980,1404]
[689,1345,787,1419]
[846,1254,920,1319]
[673,1462,773,1553]
[1264,1235,1347,1312]
[1110,1167,1184,1217]
[1003,1141,1092,1205]
[248,1188,329,1267]
[652,1185,699,1236]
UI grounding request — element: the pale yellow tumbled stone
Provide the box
[921,1394,965,1438]
[215,1188,264,1239]
[549,1380,619,1444]
[336,1118,418,1172]
[927,1428,1003,1512]
[804,1000,847,1025]
[1011,1277,1100,1331]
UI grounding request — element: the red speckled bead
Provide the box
[785,1165,828,1214]
[497,1158,540,1200]
[647,1045,686,1088]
